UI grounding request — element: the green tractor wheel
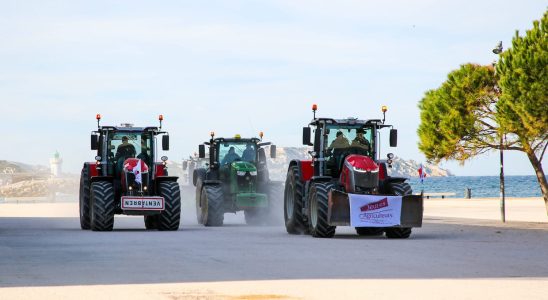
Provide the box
[201,185,224,227]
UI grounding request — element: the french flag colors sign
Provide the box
[349,194,403,227]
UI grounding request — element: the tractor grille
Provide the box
[236,172,255,192]
[353,170,378,189]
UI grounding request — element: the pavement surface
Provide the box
[0,197,547,299]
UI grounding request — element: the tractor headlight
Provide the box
[161,156,168,162]
[387,153,394,159]
[249,171,257,176]
[95,155,102,162]
[237,171,246,176]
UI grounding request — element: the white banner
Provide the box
[349,194,402,227]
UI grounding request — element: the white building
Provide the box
[50,151,63,177]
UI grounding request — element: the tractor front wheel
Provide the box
[90,181,115,231]
[284,166,307,234]
[309,182,336,238]
[157,181,181,231]
[79,166,91,230]
[201,185,224,226]
[385,182,413,239]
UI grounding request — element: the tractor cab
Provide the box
[303,116,397,181]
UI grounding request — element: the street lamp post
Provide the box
[493,41,506,223]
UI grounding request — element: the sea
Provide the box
[407,175,544,198]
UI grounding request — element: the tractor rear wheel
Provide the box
[157,181,181,231]
[90,181,115,231]
[284,166,307,234]
[144,215,159,230]
[355,227,384,236]
[79,166,91,230]
[385,182,413,239]
[309,182,336,238]
[201,185,224,226]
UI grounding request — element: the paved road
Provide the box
[1,205,547,288]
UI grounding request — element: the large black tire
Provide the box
[90,181,115,231]
[79,166,91,230]
[157,181,181,231]
[355,227,384,236]
[385,182,413,239]
[201,185,224,226]
[284,166,307,234]
[144,215,159,230]
[308,182,337,238]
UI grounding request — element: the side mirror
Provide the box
[162,135,169,150]
[302,127,312,146]
[270,145,277,159]
[91,134,98,150]
[182,161,188,170]
[198,145,205,158]
[390,129,398,147]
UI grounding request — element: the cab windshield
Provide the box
[108,132,153,171]
[218,141,256,165]
[325,125,374,155]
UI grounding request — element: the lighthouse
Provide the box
[50,151,63,177]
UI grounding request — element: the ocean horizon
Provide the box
[407,175,544,198]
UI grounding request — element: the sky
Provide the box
[0,0,546,176]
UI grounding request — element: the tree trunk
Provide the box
[524,147,548,216]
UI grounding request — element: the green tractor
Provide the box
[193,132,282,226]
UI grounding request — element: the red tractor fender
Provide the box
[288,159,314,182]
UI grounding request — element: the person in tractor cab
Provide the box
[351,129,371,152]
[115,136,136,160]
[241,144,255,162]
[221,146,241,165]
[328,131,350,150]
[115,136,136,174]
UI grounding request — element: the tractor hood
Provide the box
[231,161,257,172]
[344,154,378,172]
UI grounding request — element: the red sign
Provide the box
[360,198,388,211]
[360,197,388,212]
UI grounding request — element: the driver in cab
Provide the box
[221,146,241,165]
[351,129,371,151]
[115,136,136,161]
[328,131,350,150]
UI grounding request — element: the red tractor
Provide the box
[79,114,181,231]
[284,105,423,238]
